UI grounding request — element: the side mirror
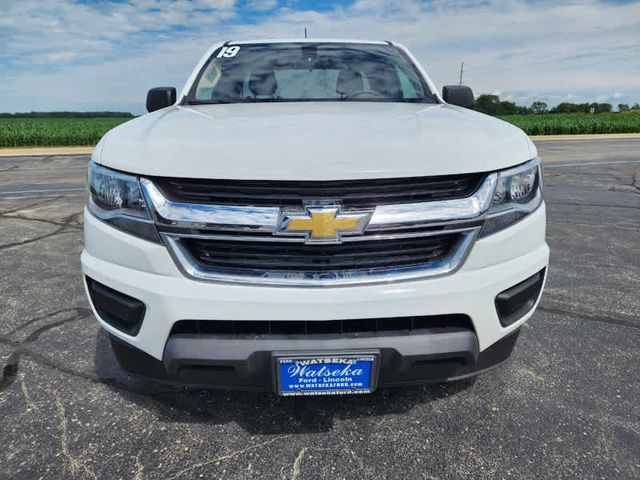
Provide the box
[146,87,176,113]
[442,85,474,109]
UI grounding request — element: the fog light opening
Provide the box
[86,277,146,335]
[495,269,545,327]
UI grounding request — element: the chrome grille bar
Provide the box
[158,224,480,243]
[162,229,479,287]
[140,174,497,235]
[141,179,279,232]
[368,174,496,230]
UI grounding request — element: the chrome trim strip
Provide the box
[140,178,280,232]
[162,229,479,287]
[367,173,496,230]
[163,225,480,243]
[140,174,496,234]
[348,225,479,242]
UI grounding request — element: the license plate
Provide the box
[275,353,378,396]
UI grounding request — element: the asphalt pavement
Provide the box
[0,139,639,479]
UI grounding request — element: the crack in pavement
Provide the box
[53,391,99,480]
[19,374,39,413]
[546,201,640,210]
[0,194,83,250]
[23,309,91,343]
[164,436,291,480]
[7,307,91,336]
[0,210,83,251]
[0,310,187,399]
[0,335,226,417]
[0,307,91,393]
[3,344,193,397]
[0,344,133,394]
[0,195,64,215]
[289,446,334,480]
[537,306,639,330]
[545,171,624,178]
[3,212,83,230]
[608,172,640,195]
[0,226,77,251]
[0,165,86,173]
[546,220,638,231]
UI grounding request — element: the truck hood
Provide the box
[97,102,536,180]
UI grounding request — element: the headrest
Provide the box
[212,78,243,101]
[368,66,402,99]
[248,71,278,97]
[336,69,364,97]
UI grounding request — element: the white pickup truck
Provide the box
[82,39,548,395]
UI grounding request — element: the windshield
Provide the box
[187,42,436,104]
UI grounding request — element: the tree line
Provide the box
[473,94,640,116]
[0,111,135,118]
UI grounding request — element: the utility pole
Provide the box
[459,61,464,85]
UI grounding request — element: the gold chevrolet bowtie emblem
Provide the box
[277,206,372,243]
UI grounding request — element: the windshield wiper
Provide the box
[186,99,235,105]
[186,97,436,105]
[186,98,282,105]
[405,97,436,103]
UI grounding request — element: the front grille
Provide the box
[151,173,485,208]
[146,171,492,285]
[170,314,474,338]
[181,233,459,274]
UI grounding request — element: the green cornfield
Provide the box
[499,111,640,135]
[0,117,132,147]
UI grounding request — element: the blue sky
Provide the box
[0,0,638,113]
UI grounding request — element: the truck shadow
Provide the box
[94,330,477,435]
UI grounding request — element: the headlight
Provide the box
[87,162,160,242]
[480,158,543,237]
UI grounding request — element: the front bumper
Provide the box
[82,204,549,388]
[108,327,522,390]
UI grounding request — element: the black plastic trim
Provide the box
[108,328,522,390]
[442,85,474,109]
[181,234,459,274]
[146,87,176,113]
[495,269,546,327]
[150,172,486,208]
[171,314,473,337]
[86,277,146,336]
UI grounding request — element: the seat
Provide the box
[211,78,243,101]
[368,67,403,99]
[248,71,278,98]
[336,69,365,97]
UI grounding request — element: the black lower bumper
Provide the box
[109,328,520,391]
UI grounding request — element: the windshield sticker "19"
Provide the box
[216,46,240,58]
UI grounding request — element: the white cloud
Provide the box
[1,0,639,112]
[44,51,79,63]
[0,0,237,65]
[247,0,278,10]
